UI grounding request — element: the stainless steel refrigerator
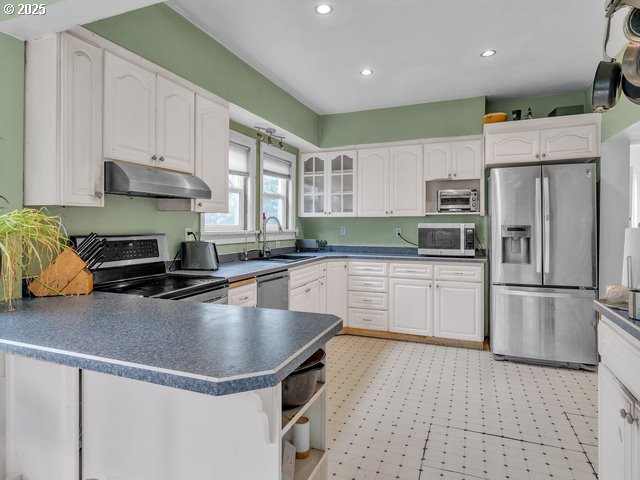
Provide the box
[489,163,598,368]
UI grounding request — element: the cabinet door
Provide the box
[541,124,600,161]
[389,278,432,336]
[103,52,156,165]
[434,281,483,341]
[156,75,195,173]
[599,365,636,480]
[301,154,327,217]
[193,95,229,213]
[485,130,540,166]
[451,140,482,180]
[357,147,389,216]
[61,33,104,207]
[289,280,321,313]
[424,142,451,180]
[328,151,356,216]
[390,145,423,216]
[326,261,348,321]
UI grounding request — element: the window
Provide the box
[202,131,256,236]
[261,146,296,234]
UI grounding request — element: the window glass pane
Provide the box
[263,176,279,194]
[331,174,341,194]
[315,158,324,173]
[343,155,353,171]
[315,175,324,193]
[343,194,353,212]
[314,195,323,213]
[331,195,341,213]
[304,196,313,213]
[205,191,241,227]
[263,194,285,225]
[343,174,353,193]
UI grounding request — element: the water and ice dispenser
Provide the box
[501,226,531,264]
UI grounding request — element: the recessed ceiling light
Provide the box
[480,49,497,58]
[360,68,374,76]
[315,4,333,14]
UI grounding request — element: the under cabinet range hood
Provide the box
[104,161,212,199]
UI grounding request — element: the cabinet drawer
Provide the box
[599,317,640,401]
[348,261,388,277]
[389,262,433,279]
[434,264,483,282]
[348,308,388,331]
[228,283,257,307]
[348,276,388,292]
[348,291,388,310]
[289,263,321,289]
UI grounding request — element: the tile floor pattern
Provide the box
[325,335,598,480]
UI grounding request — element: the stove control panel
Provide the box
[102,239,160,262]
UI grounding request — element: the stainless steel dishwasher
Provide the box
[256,270,289,310]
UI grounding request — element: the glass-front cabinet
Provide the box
[300,150,357,217]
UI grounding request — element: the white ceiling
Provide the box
[169,0,606,114]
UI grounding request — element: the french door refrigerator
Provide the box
[489,163,598,368]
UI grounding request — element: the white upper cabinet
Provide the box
[104,52,197,174]
[155,76,195,173]
[358,147,389,217]
[389,145,423,216]
[24,33,104,207]
[300,151,356,217]
[193,94,229,213]
[103,52,156,166]
[424,139,482,181]
[328,151,357,216]
[484,114,601,166]
[452,140,482,179]
[424,142,451,180]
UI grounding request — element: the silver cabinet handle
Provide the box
[453,173,457,177]
[151,154,158,161]
[96,192,103,198]
[429,284,432,288]
[362,298,373,303]
[305,288,311,293]
[159,155,165,162]
[542,153,546,158]
[436,284,440,288]
[239,296,249,301]
[362,318,372,322]
[620,409,628,419]
[535,154,540,159]
[197,202,203,207]
[385,211,389,214]
[362,282,376,286]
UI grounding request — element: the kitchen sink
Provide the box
[257,254,316,263]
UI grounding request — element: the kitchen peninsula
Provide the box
[0,293,342,479]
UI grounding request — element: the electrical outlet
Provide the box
[395,228,402,236]
[340,225,347,236]
[185,228,196,241]
[275,241,281,248]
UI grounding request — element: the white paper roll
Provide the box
[622,228,640,288]
[293,417,310,458]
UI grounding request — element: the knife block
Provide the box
[28,248,93,297]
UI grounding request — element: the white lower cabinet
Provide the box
[228,282,257,307]
[290,279,322,313]
[326,261,348,321]
[389,278,432,336]
[434,281,483,342]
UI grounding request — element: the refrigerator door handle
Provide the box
[543,176,551,274]
[535,178,542,274]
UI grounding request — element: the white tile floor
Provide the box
[326,335,598,480]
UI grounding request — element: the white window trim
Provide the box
[260,143,298,241]
[201,130,258,245]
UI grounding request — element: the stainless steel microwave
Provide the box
[437,189,478,213]
[418,223,476,257]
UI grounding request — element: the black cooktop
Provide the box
[95,275,227,300]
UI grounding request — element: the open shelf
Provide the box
[294,448,325,480]
[281,382,326,436]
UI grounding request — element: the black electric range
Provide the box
[73,234,228,303]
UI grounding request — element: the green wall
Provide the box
[0,32,24,211]
[486,91,588,119]
[86,4,320,146]
[319,97,485,148]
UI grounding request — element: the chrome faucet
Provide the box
[241,229,257,261]
[261,215,283,258]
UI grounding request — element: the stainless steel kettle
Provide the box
[180,241,220,271]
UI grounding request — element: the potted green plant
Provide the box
[0,197,67,309]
